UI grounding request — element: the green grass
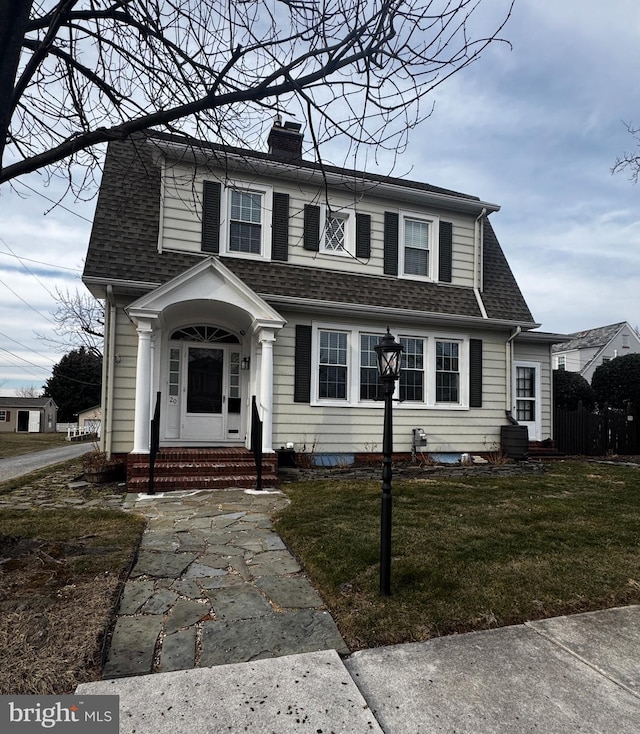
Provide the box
[274,462,640,650]
[0,432,67,459]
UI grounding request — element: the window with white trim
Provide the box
[318,330,349,400]
[435,340,460,403]
[0,410,7,422]
[556,355,566,370]
[311,324,469,408]
[320,207,355,256]
[399,337,424,402]
[229,189,262,254]
[360,334,381,400]
[399,212,438,280]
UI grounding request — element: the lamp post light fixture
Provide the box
[374,327,403,596]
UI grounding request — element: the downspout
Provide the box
[505,326,522,420]
[104,285,116,457]
[474,208,488,318]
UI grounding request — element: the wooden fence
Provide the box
[554,402,639,456]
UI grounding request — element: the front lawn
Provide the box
[0,432,67,458]
[275,461,640,650]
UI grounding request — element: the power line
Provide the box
[14,180,94,223]
[0,238,58,300]
[0,247,82,273]
[0,346,101,387]
[0,276,56,325]
[0,330,56,365]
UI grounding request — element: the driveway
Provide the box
[0,442,93,482]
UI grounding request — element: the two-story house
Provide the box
[552,322,640,382]
[82,123,559,489]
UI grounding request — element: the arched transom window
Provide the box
[170,326,240,343]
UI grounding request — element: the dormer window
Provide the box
[399,211,439,280]
[319,207,356,256]
[229,190,262,254]
[325,213,347,251]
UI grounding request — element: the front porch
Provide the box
[126,447,278,492]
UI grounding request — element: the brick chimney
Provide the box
[267,117,303,160]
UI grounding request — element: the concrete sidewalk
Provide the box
[78,605,640,733]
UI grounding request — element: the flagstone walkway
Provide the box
[103,488,348,679]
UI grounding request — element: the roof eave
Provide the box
[264,294,539,330]
[152,138,500,215]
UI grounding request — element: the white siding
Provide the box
[159,161,479,288]
[272,312,512,454]
[110,303,138,454]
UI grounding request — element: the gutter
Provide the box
[473,208,488,318]
[505,326,522,415]
[104,285,116,457]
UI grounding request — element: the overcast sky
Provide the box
[1,0,639,395]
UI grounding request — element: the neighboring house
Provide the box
[0,397,58,433]
[78,405,102,437]
[552,322,640,382]
[82,123,560,481]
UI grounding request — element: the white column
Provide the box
[258,328,276,453]
[133,319,154,453]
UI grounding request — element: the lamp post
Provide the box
[374,328,403,596]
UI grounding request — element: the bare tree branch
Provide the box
[35,287,104,358]
[612,122,640,183]
[1,0,515,191]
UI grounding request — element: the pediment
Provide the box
[126,257,285,327]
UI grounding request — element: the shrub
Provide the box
[553,369,595,411]
[591,354,640,412]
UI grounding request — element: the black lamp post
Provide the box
[374,328,403,596]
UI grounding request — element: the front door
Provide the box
[182,345,226,440]
[513,362,541,441]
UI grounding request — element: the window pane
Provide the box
[404,247,429,276]
[436,341,460,402]
[231,190,261,223]
[230,222,261,253]
[360,334,381,400]
[319,366,347,399]
[319,331,348,400]
[516,366,535,398]
[516,400,535,422]
[230,190,262,253]
[325,214,346,251]
[399,337,424,401]
[404,218,430,276]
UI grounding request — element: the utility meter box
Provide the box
[412,427,427,449]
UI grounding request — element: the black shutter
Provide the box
[469,338,483,408]
[355,213,371,259]
[271,192,290,261]
[303,204,320,251]
[294,325,312,403]
[201,180,221,253]
[439,221,453,283]
[384,211,399,275]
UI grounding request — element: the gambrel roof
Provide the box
[83,133,536,327]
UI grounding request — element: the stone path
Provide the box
[103,489,348,679]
